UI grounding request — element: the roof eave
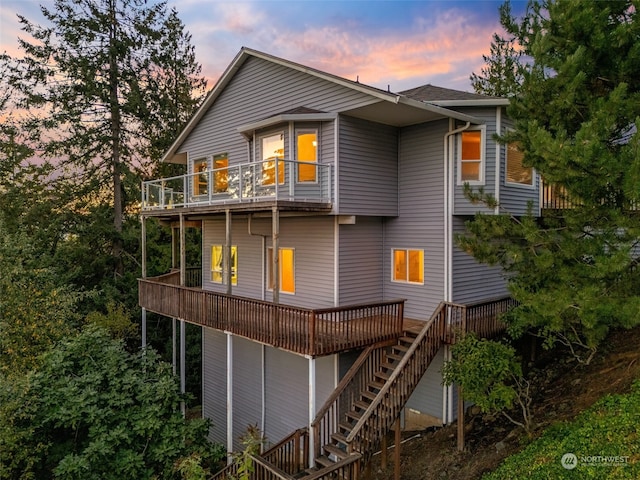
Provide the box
[237,112,338,137]
[397,96,483,124]
[429,99,510,107]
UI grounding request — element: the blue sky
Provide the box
[0,0,526,92]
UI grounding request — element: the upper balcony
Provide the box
[142,159,333,213]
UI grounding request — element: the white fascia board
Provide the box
[429,99,510,107]
[237,113,337,136]
[398,96,483,124]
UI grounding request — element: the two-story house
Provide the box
[138,47,539,471]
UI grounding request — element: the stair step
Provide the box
[315,455,335,468]
[367,380,385,392]
[331,432,349,447]
[324,443,349,460]
[361,390,377,401]
[374,370,391,381]
[338,421,353,434]
[354,399,371,411]
[399,335,416,346]
[345,409,363,422]
[387,352,404,362]
[380,361,397,371]
[392,344,409,354]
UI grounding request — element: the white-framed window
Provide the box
[457,127,485,185]
[296,130,318,183]
[193,157,209,196]
[267,247,295,294]
[261,132,285,185]
[211,245,237,285]
[392,248,424,284]
[505,140,534,187]
[213,153,229,193]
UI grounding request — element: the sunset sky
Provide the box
[0,0,527,93]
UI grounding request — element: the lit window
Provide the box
[505,142,533,186]
[262,133,284,185]
[297,131,317,182]
[193,158,208,195]
[267,247,295,294]
[392,249,424,284]
[213,153,229,193]
[459,130,484,184]
[211,245,237,285]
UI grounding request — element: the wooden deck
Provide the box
[139,272,405,357]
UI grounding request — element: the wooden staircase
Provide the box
[211,298,514,480]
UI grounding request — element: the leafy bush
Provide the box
[443,333,532,434]
[0,325,225,479]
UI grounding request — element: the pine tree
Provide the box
[13,0,207,277]
[459,0,640,364]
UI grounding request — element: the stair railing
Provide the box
[310,342,392,460]
[345,302,463,459]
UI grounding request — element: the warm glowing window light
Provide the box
[297,131,317,182]
[211,245,238,285]
[392,248,424,284]
[267,247,295,294]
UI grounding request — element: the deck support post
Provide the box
[272,206,279,305]
[308,356,316,468]
[457,386,465,451]
[172,318,177,375]
[171,226,178,269]
[226,332,234,459]
[180,319,186,417]
[179,213,186,286]
[141,216,147,349]
[394,419,401,480]
[225,209,232,294]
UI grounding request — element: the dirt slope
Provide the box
[370,326,640,480]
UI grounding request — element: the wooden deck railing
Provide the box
[211,429,309,480]
[139,273,405,357]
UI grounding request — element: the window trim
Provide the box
[211,245,238,285]
[456,126,486,186]
[391,248,424,285]
[295,129,318,184]
[259,131,285,186]
[504,133,535,188]
[266,246,296,294]
[192,156,209,196]
[212,152,229,194]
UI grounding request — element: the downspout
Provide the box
[442,120,470,425]
[494,107,502,215]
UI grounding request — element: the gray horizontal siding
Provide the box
[338,217,384,305]
[264,348,308,446]
[202,215,335,309]
[384,120,449,320]
[453,108,498,215]
[202,329,227,445]
[338,115,398,216]
[451,216,508,303]
[498,116,541,216]
[232,337,262,451]
[405,347,444,421]
[179,56,375,167]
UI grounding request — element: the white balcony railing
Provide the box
[142,159,332,210]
